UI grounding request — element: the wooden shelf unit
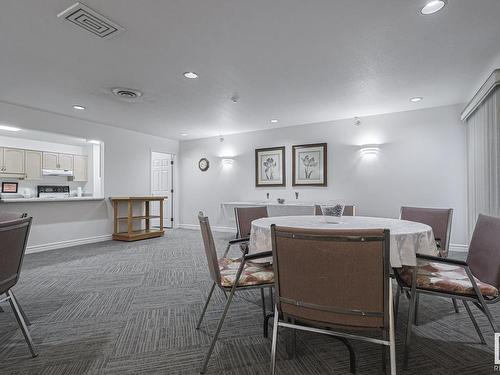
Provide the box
[110,196,168,241]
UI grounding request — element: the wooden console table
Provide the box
[110,196,168,241]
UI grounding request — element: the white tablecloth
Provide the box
[249,215,438,267]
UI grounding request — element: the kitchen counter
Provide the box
[0,196,105,203]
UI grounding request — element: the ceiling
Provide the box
[0,0,499,140]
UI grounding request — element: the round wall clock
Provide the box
[198,158,210,171]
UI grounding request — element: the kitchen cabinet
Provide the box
[1,148,25,174]
[43,152,73,170]
[73,155,88,181]
[58,154,73,170]
[42,152,58,169]
[25,150,42,180]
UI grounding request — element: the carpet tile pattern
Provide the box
[0,229,497,374]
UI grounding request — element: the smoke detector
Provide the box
[111,87,143,101]
[57,2,125,39]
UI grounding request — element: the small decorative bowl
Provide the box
[277,198,285,204]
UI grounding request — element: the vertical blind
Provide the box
[466,87,500,239]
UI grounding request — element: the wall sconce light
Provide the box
[359,144,380,157]
[221,158,234,167]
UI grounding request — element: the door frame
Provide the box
[150,151,175,228]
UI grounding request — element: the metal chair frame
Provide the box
[196,213,273,374]
[270,226,396,375]
[394,253,500,369]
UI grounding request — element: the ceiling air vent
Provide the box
[110,87,143,102]
[57,2,125,39]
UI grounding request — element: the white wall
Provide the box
[179,104,467,246]
[0,101,179,252]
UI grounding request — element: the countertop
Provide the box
[0,196,105,203]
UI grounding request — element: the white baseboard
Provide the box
[449,244,468,253]
[179,223,236,233]
[26,234,112,254]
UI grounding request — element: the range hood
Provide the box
[42,169,74,177]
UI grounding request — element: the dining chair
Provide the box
[0,216,37,358]
[234,206,268,239]
[314,204,356,216]
[399,206,456,324]
[0,212,29,319]
[196,212,274,374]
[396,214,500,369]
[270,225,396,374]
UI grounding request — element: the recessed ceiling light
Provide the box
[183,72,199,79]
[0,124,21,132]
[87,139,101,144]
[73,105,86,110]
[180,133,188,136]
[410,97,423,103]
[270,119,279,124]
[421,0,446,15]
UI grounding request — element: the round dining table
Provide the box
[248,215,438,268]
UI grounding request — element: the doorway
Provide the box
[150,151,174,228]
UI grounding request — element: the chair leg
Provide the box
[10,292,31,326]
[462,300,485,344]
[268,287,274,311]
[200,277,241,373]
[260,288,267,321]
[264,312,274,338]
[222,243,231,257]
[478,299,499,333]
[270,306,280,375]
[196,282,216,330]
[394,286,401,330]
[452,298,459,313]
[403,285,417,369]
[0,305,4,312]
[413,293,420,326]
[388,280,397,375]
[7,290,37,358]
[285,319,296,359]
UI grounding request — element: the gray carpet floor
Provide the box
[0,229,497,374]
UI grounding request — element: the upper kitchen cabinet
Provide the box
[25,150,43,180]
[1,147,25,174]
[42,152,58,170]
[59,154,73,171]
[43,152,73,170]
[73,155,88,181]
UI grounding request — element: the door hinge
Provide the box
[171,218,174,221]
[170,189,174,193]
[171,160,174,165]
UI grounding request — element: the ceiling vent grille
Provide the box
[57,2,125,39]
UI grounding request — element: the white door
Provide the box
[151,152,173,228]
[73,155,88,181]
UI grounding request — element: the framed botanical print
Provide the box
[292,143,327,186]
[255,146,286,187]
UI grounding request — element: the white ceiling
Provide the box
[1,0,499,140]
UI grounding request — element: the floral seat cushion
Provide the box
[399,261,498,298]
[218,258,274,287]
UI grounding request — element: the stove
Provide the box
[37,185,70,198]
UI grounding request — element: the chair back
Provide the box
[0,217,32,294]
[314,204,355,216]
[271,225,390,329]
[0,212,27,222]
[198,212,221,285]
[234,206,268,238]
[467,214,500,289]
[400,206,453,257]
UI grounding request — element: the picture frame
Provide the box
[292,143,327,186]
[255,146,286,187]
[1,182,19,193]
